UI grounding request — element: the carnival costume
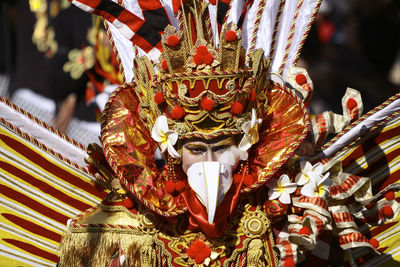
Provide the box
[1,0,400,266]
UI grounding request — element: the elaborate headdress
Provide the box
[75,0,318,216]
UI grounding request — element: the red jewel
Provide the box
[299,226,311,236]
[369,238,379,249]
[295,73,307,85]
[382,205,394,218]
[200,97,215,111]
[231,101,243,115]
[385,191,395,201]
[209,0,216,5]
[161,59,168,71]
[171,106,186,120]
[225,30,238,42]
[166,35,180,47]
[154,92,165,104]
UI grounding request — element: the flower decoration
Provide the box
[300,172,331,198]
[268,174,297,204]
[63,46,94,79]
[151,116,180,158]
[295,161,324,186]
[238,109,262,151]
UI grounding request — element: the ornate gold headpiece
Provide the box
[132,1,270,140]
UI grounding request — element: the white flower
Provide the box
[295,161,324,186]
[268,174,297,204]
[151,116,180,158]
[300,172,331,198]
[238,109,262,151]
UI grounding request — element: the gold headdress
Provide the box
[132,7,270,141]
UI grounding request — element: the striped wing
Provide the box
[0,98,106,266]
[323,100,400,265]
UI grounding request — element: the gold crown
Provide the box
[132,1,270,140]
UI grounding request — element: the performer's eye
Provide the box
[185,146,206,155]
[212,145,230,153]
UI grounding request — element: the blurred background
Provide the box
[0,0,399,146]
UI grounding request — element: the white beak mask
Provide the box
[187,161,233,224]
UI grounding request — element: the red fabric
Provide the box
[181,174,244,238]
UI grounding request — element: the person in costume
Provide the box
[55,0,400,266]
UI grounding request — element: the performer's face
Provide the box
[181,136,237,173]
[181,136,241,223]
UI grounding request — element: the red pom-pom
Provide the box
[165,181,176,194]
[175,180,186,192]
[283,258,296,267]
[243,174,256,186]
[166,35,180,47]
[209,0,216,5]
[299,226,311,236]
[196,45,209,56]
[204,53,214,65]
[200,97,215,111]
[154,92,165,104]
[369,238,379,249]
[233,173,242,184]
[231,101,243,115]
[193,54,202,65]
[172,106,186,120]
[385,191,395,201]
[346,97,358,110]
[250,90,257,101]
[295,73,307,85]
[225,30,238,42]
[383,205,394,218]
[161,59,168,71]
[186,240,211,264]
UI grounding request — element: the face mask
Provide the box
[187,161,233,224]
